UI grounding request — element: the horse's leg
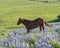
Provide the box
[42,26,44,32]
[41,25,44,32]
[39,26,42,32]
[26,29,30,33]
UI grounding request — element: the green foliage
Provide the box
[49,28,54,33]
[58,0,60,1]
[55,28,60,33]
[55,28,60,39]
[49,40,60,48]
[25,39,36,48]
[29,0,59,2]
[29,39,35,44]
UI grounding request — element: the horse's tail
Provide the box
[44,20,52,27]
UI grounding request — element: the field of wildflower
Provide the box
[0,23,60,48]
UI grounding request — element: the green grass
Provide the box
[49,40,60,48]
[0,0,60,37]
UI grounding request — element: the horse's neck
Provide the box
[22,20,28,25]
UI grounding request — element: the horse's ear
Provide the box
[19,18,21,20]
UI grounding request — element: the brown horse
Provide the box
[17,18,52,33]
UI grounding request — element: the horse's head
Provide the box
[17,18,22,25]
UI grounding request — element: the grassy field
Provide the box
[0,0,60,37]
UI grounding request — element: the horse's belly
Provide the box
[29,25,38,29]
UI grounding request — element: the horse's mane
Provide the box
[22,18,42,22]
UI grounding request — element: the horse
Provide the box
[17,18,52,33]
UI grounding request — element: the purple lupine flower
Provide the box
[16,40,20,48]
[20,36,26,41]
[20,42,26,48]
[5,43,9,48]
[25,43,29,48]
[15,42,20,48]
[46,44,52,48]
[36,44,42,48]
[45,37,50,41]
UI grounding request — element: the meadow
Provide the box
[0,0,60,48]
[0,0,60,37]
